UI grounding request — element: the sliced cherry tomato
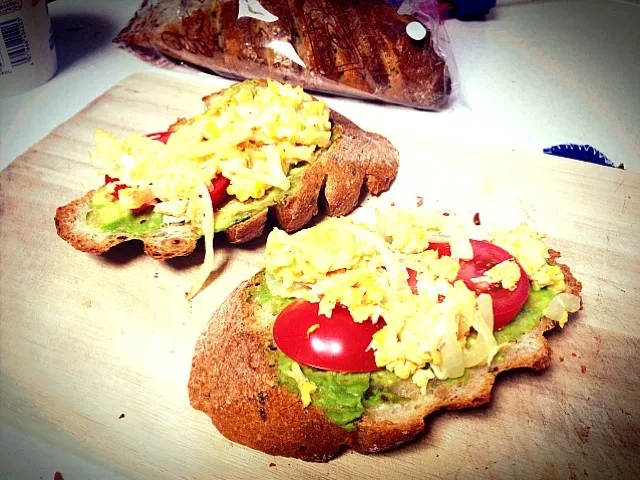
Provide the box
[459,240,530,330]
[273,301,386,373]
[146,131,172,144]
[208,175,231,209]
[427,240,530,330]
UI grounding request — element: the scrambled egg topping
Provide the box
[91,79,331,219]
[89,79,331,297]
[491,224,565,292]
[484,259,521,291]
[265,209,569,392]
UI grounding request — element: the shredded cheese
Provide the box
[187,182,216,299]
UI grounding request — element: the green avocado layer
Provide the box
[494,288,556,344]
[278,354,406,431]
[85,165,305,236]
[257,280,556,430]
[86,188,164,235]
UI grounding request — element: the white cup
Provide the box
[0,0,57,97]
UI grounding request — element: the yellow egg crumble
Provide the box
[91,79,331,224]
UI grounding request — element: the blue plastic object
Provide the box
[543,144,619,168]
[453,0,496,19]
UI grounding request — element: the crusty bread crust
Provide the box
[54,92,399,258]
[187,255,582,462]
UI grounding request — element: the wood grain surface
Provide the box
[1,72,639,480]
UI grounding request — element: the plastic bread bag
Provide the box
[114,0,457,110]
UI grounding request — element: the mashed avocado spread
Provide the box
[86,187,164,235]
[257,280,558,430]
[494,288,555,343]
[278,354,404,431]
[86,162,312,235]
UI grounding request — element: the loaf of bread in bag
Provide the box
[115,0,452,110]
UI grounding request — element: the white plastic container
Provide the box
[0,0,57,97]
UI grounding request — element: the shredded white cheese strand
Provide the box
[187,182,216,299]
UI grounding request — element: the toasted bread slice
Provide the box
[55,90,398,260]
[187,252,582,462]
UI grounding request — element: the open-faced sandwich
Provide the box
[54,79,398,297]
[188,208,582,461]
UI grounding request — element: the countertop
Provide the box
[1,1,639,479]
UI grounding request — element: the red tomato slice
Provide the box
[209,175,231,209]
[428,240,529,330]
[273,301,385,373]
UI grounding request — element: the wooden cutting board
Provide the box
[1,72,639,480]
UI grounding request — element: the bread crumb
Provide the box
[574,424,590,444]
[416,196,424,207]
[558,355,564,362]
[119,413,125,419]
[581,365,587,374]
[82,299,92,308]
[390,202,396,207]
[154,272,159,278]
